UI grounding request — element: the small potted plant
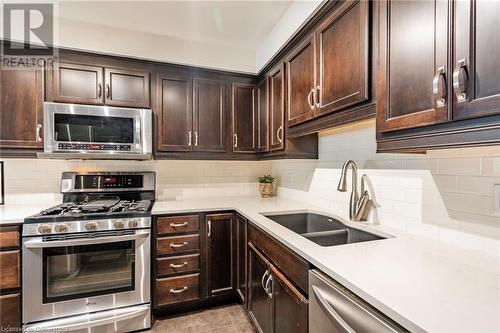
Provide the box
[258,175,275,198]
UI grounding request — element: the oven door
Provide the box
[22,229,150,324]
[43,102,152,156]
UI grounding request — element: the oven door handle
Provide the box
[24,304,149,332]
[23,230,149,248]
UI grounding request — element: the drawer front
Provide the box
[0,250,20,290]
[156,273,200,306]
[0,228,20,250]
[157,215,200,235]
[157,254,200,276]
[157,234,200,255]
[0,293,21,328]
[248,223,310,294]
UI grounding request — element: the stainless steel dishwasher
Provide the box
[309,270,407,333]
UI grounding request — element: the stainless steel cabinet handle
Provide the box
[36,124,42,142]
[169,242,188,248]
[261,270,269,292]
[312,286,356,333]
[169,287,188,294]
[169,262,188,268]
[105,84,110,98]
[97,83,102,98]
[276,126,283,143]
[433,66,447,107]
[233,134,238,148]
[188,131,192,146]
[453,58,468,103]
[265,274,273,299]
[307,88,315,110]
[170,222,188,228]
[194,131,198,146]
[207,220,211,237]
[314,85,320,107]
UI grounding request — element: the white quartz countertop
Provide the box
[0,203,53,225]
[152,196,500,333]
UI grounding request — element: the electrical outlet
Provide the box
[494,184,500,216]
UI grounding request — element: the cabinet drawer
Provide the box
[248,223,310,294]
[0,228,20,250]
[156,273,200,306]
[157,215,199,235]
[0,250,20,290]
[0,293,21,329]
[157,253,200,276]
[157,234,200,255]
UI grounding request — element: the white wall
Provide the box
[272,119,500,255]
[256,0,324,71]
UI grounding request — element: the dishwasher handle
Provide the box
[313,285,356,333]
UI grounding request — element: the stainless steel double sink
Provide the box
[262,212,385,247]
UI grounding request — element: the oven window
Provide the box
[54,114,134,143]
[43,241,135,303]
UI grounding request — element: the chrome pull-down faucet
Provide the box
[337,160,372,221]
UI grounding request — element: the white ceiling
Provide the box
[56,1,293,51]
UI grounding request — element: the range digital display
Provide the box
[74,175,143,189]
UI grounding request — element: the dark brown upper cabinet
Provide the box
[157,74,193,152]
[51,62,104,105]
[315,0,369,117]
[49,62,151,108]
[205,213,234,297]
[232,83,257,153]
[257,78,270,152]
[269,64,286,152]
[286,34,316,127]
[376,0,449,132]
[452,0,500,120]
[0,68,44,149]
[194,78,226,152]
[104,68,150,108]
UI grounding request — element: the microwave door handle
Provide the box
[24,230,149,248]
[25,304,149,332]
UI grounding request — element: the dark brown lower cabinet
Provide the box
[236,214,248,307]
[0,227,21,331]
[206,213,234,297]
[248,243,308,333]
[0,293,21,329]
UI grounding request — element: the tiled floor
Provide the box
[150,304,255,333]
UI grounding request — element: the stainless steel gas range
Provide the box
[22,171,155,333]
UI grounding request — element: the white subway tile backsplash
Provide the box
[438,158,482,175]
[482,157,500,176]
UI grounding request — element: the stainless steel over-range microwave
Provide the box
[40,102,152,160]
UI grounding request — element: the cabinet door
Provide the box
[232,83,256,153]
[157,75,193,152]
[206,213,233,297]
[104,68,150,108]
[0,68,44,148]
[51,62,104,105]
[453,0,500,120]
[315,0,369,117]
[0,293,21,329]
[271,265,308,333]
[257,78,269,152]
[0,250,20,290]
[286,34,316,126]
[269,64,286,152]
[248,244,272,333]
[193,78,226,152]
[376,0,449,132]
[236,214,248,307]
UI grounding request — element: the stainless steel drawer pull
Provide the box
[453,58,468,103]
[169,262,188,268]
[265,274,273,299]
[433,66,447,107]
[36,124,42,142]
[170,242,188,248]
[276,126,283,143]
[307,88,315,110]
[207,220,211,237]
[170,222,188,228]
[261,270,269,292]
[169,287,188,294]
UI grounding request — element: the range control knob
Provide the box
[54,223,69,233]
[113,220,125,229]
[85,221,98,231]
[128,219,139,228]
[37,224,52,234]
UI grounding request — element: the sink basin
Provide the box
[263,212,384,247]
